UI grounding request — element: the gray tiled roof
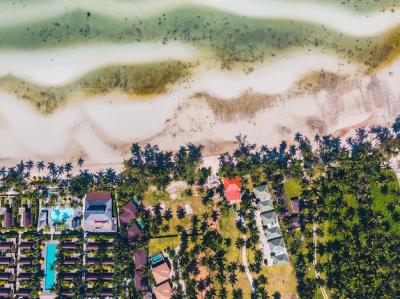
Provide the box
[264,225,283,241]
[254,184,269,200]
[259,199,274,214]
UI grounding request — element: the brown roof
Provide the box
[135,270,149,292]
[22,209,32,227]
[63,257,78,265]
[0,256,12,265]
[3,210,13,227]
[86,257,113,265]
[86,272,113,281]
[86,242,113,250]
[0,272,12,280]
[15,288,31,296]
[19,241,34,249]
[127,223,142,242]
[119,201,138,224]
[86,192,111,201]
[0,288,11,297]
[85,288,113,296]
[152,262,170,285]
[17,272,32,281]
[135,249,148,270]
[0,241,13,250]
[19,257,33,265]
[153,281,172,299]
[60,272,80,281]
[61,242,79,249]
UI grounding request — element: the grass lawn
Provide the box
[219,208,253,297]
[148,236,180,255]
[284,178,302,199]
[370,169,400,234]
[262,264,297,299]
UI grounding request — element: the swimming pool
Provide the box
[44,243,57,291]
[50,207,74,223]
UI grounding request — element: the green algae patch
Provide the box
[371,26,400,71]
[0,7,398,69]
[274,0,399,12]
[0,61,191,114]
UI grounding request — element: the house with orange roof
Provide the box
[223,177,241,204]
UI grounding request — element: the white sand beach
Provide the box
[0,42,199,86]
[0,55,398,169]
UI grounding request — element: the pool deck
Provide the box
[41,241,58,295]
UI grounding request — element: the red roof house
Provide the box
[223,177,241,204]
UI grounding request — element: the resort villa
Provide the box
[223,176,242,204]
[149,252,172,299]
[83,192,116,232]
[254,184,289,265]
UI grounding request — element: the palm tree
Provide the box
[64,162,73,174]
[77,157,84,168]
[36,161,45,173]
[176,206,186,219]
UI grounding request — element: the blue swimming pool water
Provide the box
[45,243,57,291]
[152,253,163,263]
[50,207,74,223]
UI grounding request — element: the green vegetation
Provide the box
[0,7,398,69]
[2,117,400,298]
[0,61,191,113]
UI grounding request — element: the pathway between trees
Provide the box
[313,223,329,299]
[241,236,255,293]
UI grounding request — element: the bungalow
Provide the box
[151,262,171,286]
[17,272,32,281]
[61,242,79,250]
[86,242,113,251]
[38,209,48,229]
[83,192,116,232]
[60,272,80,281]
[135,249,148,270]
[119,200,138,225]
[135,270,149,292]
[18,257,33,265]
[290,197,300,214]
[153,281,172,299]
[127,223,142,242]
[21,207,32,227]
[0,241,14,251]
[253,184,271,201]
[86,272,113,281]
[86,257,113,266]
[3,208,14,228]
[0,272,12,281]
[223,177,241,204]
[0,256,12,265]
[60,289,74,297]
[63,257,79,265]
[268,237,289,265]
[19,241,34,250]
[85,288,113,298]
[15,288,31,297]
[0,288,11,297]
[260,210,283,240]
